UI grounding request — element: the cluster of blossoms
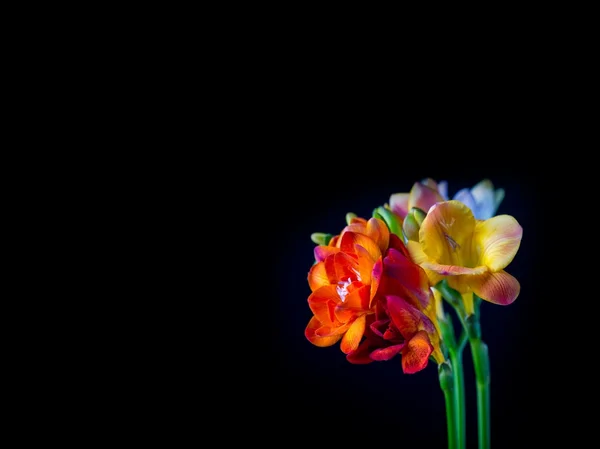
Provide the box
[305,179,522,374]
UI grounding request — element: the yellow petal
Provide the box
[419,200,476,267]
[447,275,471,295]
[461,291,474,316]
[474,215,522,271]
[406,240,444,286]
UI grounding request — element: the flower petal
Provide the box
[366,217,390,254]
[401,330,433,374]
[453,188,477,213]
[385,295,420,339]
[494,188,505,210]
[419,200,476,267]
[438,181,448,200]
[370,344,404,361]
[406,240,444,286]
[383,247,431,309]
[475,215,522,271]
[308,285,340,325]
[341,314,367,354]
[335,284,371,322]
[308,262,329,291]
[370,257,382,305]
[305,316,343,347]
[314,245,340,262]
[354,244,375,286]
[388,233,410,258]
[340,231,382,262]
[409,182,445,215]
[421,262,487,276]
[389,193,410,219]
[324,252,359,285]
[346,339,376,364]
[470,179,496,220]
[470,270,520,305]
[446,275,471,295]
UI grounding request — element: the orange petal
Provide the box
[308,262,329,291]
[324,252,359,285]
[335,285,370,322]
[355,244,376,286]
[340,284,370,310]
[341,314,367,354]
[474,215,523,271]
[340,231,381,262]
[305,317,343,347]
[366,217,390,254]
[314,322,351,337]
[401,330,433,374]
[308,285,340,325]
[469,270,520,305]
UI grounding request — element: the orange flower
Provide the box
[306,216,444,373]
[305,217,389,354]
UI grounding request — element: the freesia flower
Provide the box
[389,178,505,222]
[305,216,391,353]
[306,216,443,372]
[347,294,442,373]
[389,178,445,220]
[451,179,505,220]
[407,200,522,312]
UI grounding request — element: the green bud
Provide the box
[310,233,333,246]
[374,206,403,238]
[402,207,427,241]
[438,361,454,391]
[345,212,357,225]
[411,207,426,226]
[402,213,419,241]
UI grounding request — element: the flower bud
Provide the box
[310,233,333,246]
[345,212,357,225]
[402,207,427,241]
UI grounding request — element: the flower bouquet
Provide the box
[304,178,521,449]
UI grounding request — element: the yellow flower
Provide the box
[407,200,522,312]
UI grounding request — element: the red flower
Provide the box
[347,295,437,374]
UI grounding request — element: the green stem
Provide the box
[437,314,466,449]
[438,361,457,449]
[470,337,490,449]
[448,347,466,448]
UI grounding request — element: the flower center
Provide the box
[336,268,361,302]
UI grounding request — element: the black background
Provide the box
[243,147,592,448]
